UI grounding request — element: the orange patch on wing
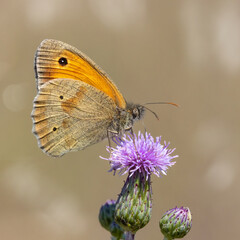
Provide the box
[62,119,70,129]
[36,45,126,108]
[61,86,87,114]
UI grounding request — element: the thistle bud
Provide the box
[99,200,125,239]
[159,206,192,239]
[99,199,116,231]
[114,172,152,233]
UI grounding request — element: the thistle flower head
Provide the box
[102,131,178,178]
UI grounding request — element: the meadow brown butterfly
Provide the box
[32,39,145,157]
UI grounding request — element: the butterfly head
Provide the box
[115,103,145,132]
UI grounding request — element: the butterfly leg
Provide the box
[107,129,112,149]
[129,128,135,144]
[141,121,147,134]
[129,127,140,158]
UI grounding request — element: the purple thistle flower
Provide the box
[102,131,178,178]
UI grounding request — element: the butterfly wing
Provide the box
[32,78,116,157]
[34,39,126,109]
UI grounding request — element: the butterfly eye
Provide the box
[52,127,57,131]
[58,57,68,66]
[132,108,139,119]
[59,95,64,100]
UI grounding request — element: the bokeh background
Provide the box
[0,0,239,239]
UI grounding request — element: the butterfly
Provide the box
[31,39,145,157]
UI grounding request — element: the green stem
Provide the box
[125,232,135,240]
[163,236,171,240]
[111,236,121,240]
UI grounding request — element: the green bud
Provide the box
[159,206,192,239]
[115,172,152,234]
[99,200,117,231]
[99,200,125,239]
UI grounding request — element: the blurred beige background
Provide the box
[0,0,239,239]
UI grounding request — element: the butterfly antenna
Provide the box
[144,102,179,108]
[143,102,179,120]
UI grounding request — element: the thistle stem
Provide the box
[125,232,135,240]
[111,236,121,240]
[163,237,171,240]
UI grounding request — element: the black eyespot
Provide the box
[59,95,64,100]
[53,127,57,131]
[58,57,68,66]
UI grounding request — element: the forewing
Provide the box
[34,39,126,108]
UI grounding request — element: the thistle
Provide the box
[102,131,178,238]
[159,206,192,239]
